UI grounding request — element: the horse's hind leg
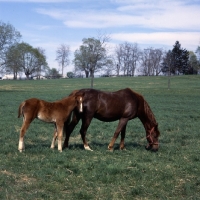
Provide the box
[18,119,31,152]
[108,118,128,151]
[55,122,64,152]
[50,127,57,149]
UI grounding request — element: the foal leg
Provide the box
[18,119,32,152]
[108,118,128,151]
[50,127,57,149]
[119,124,127,150]
[56,123,64,152]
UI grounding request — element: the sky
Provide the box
[0,0,200,74]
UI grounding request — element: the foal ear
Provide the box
[75,91,84,100]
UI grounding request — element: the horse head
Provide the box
[75,93,84,113]
[145,123,160,151]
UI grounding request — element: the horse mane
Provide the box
[68,90,79,96]
[129,88,157,126]
[143,99,157,125]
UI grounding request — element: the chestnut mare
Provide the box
[18,92,83,152]
[62,88,160,151]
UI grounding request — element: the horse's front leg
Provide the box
[80,117,93,151]
[62,112,80,149]
[50,127,57,149]
[119,124,127,150]
[108,118,128,151]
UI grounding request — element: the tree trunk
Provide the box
[168,66,171,89]
[90,71,94,88]
[168,76,170,89]
[85,70,89,78]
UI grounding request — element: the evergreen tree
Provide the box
[171,41,189,75]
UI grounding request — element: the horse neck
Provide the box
[138,100,157,132]
[61,96,76,109]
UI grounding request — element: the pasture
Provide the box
[0,75,200,199]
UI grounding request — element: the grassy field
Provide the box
[0,75,200,199]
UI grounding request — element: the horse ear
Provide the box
[75,92,84,100]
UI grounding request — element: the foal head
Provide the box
[76,95,83,112]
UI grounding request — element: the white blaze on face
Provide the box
[79,97,83,112]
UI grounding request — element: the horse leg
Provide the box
[18,119,32,152]
[108,118,128,151]
[62,113,80,149]
[119,124,127,150]
[50,127,57,149]
[80,117,93,151]
[56,123,64,152]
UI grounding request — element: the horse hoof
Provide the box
[18,149,24,153]
[107,149,114,152]
[145,145,152,151]
[120,146,126,150]
[107,146,114,152]
[84,146,93,151]
[151,148,158,152]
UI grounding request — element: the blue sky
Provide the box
[0,0,200,73]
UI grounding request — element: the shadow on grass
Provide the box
[24,140,145,152]
[68,141,144,151]
[24,142,51,151]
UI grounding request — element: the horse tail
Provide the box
[18,101,26,118]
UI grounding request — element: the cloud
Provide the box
[111,32,200,51]
[35,1,200,31]
[0,0,76,2]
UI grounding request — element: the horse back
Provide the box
[76,88,141,121]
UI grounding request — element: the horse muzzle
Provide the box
[145,143,159,152]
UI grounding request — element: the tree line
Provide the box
[73,38,200,77]
[1,21,200,83]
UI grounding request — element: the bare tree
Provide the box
[114,44,123,76]
[139,48,164,76]
[56,44,70,77]
[114,42,140,76]
[150,48,164,76]
[139,48,153,76]
[103,57,114,76]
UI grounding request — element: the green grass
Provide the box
[0,75,200,199]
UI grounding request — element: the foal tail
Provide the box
[18,101,25,118]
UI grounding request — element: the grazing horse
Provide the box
[62,88,160,151]
[18,92,83,152]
